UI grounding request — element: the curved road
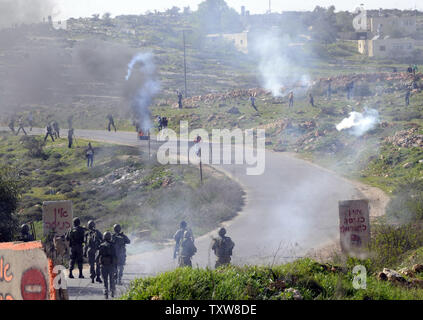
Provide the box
[2,128,380,299]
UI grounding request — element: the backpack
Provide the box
[69,227,84,246]
[100,242,114,265]
[87,230,100,249]
[215,237,234,257]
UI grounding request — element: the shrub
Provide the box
[20,136,47,159]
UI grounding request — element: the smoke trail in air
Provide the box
[125,52,160,130]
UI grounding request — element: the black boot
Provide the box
[79,271,84,279]
[96,277,103,283]
[69,272,74,279]
[91,278,95,284]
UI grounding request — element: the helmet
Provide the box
[88,220,95,229]
[180,221,187,229]
[113,224,121,233]
[73,217,81,227]
[21,224,30,234]
[218,228,227,237]
[103,232,112,242]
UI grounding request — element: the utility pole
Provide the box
[183,30,188,98]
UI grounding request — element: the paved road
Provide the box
[2,127,367,299]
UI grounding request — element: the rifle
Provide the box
[173,242,180,260]
[30,221,36,240]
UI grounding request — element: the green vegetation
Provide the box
[122,258,423,300]
[0,132,244,242]
[0,165,23,242]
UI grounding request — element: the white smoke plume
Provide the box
[125,52,160,130]
[250,29,310,97]
[336,108,380,137]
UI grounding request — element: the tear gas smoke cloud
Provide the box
[250,29,310,97]
[125,52,161,130]
[0,0,56,29]
[336,108,380,137]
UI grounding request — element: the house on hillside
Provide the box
[358,36,415,58]
[206,31,250,54]
[356,14,417,59]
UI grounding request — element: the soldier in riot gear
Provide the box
[84,220,103,284]
[178,230,197,268]
[212,228,235,269]
[18,224,34,242]
[98,232,117,299]
[65,217,85,279]
[173,221,194,260]
[112,224,130,285]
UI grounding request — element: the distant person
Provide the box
[327,79,332,100]
[52,121,60,139]
[27,111,34,131]
[346,81,354,100]
[173,221,194,260]
[133,120,141,133]
[178,230,197,268]
[66,217,85,279]
[112,224,131,286]
[84,220,103,284]
[157,116,163,131]
[67,115,73,129]
[107,114,117,132]
[162,117,168,129]
[16,117,27,136]
[250,95,258,112]
[309,93,315,107]
[44,123,55,142]
[212,228,235,269]
[98,232,117,299]
[406,88,411,107]
[177,91,183,109]
[288,91,294,107]
[8,116,15,134]
[86,142,94,168]
[413,64,418,75]
[407,65,413,74]
[68,128,75,148]
[18,224,34,242]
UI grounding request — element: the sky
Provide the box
[53,0,422,20]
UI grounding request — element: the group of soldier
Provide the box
[173,221,235,269]
[66,217,130,299]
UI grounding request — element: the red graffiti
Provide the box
[44,207,71,231]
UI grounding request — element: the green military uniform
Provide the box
[98,232,117,299]
[66,218,85,279]
[178,231,197,268]
[212,228,235,269]
[84,221,103,283]
[112,224,130,285]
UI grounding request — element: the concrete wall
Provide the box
[369,39,415,58]
[0,242,52,300]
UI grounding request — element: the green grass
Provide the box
[0,132,244,242]
[121,258,423,300]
